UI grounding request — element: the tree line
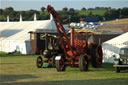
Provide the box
[0,7,128,23]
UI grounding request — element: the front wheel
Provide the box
[36,56,43,68]
[55,55,66,72]
[79,55,88,71]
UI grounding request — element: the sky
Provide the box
[0,0,128,11]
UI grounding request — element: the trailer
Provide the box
[113,48,128,73]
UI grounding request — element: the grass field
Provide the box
[102,18,128,24]
[0,55,128,85]
[78,10,107,16]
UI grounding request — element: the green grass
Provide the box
[0,55,128,85]
[0,51,7,55]
[78,10,107,16]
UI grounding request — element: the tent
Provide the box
[102,32,128,63]
[0,16,69,54]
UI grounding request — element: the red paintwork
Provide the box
[47,5,76,65]
[47,5,103,67]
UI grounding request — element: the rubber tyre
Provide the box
[79,55,88,71]
[91,51,98,68]
[89,44,98,68]
[96,45,103,68]
[36,56,43,68]
[55,57,66,72]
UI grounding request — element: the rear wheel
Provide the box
[96,45,103,68]
[91,50,98,68]
[36,56,43,68]
[79,55,88,71]
[56,55,66,72]
[89,44,98,68]
[91,44,103,68]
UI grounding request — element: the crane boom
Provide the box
[47,5,76,61]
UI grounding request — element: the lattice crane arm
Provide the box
[47,5,75,58]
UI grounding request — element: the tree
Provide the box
[88,11,93,17]
[88,8,94,10]
[108,7,111,10]
[3,7,14,16]
[104,9,119,20]
[81,7,86,11]
[0,9,3,15]
[69,8,75,12]
[5,7,14,11]
[0,15,6,21]
[95,7,100,10]
[121,7,128,18]
[41,7,46,12]
[63,7,68,12]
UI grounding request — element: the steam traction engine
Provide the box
[36,5,103,72]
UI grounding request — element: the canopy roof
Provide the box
[0,19,69,41]
[102,32,128,63]
[103,32,128,48]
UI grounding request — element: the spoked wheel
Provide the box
[91,49,98,68]
[89,43,99,68]
[79,55,88,71]
[55,55,66,72]
[96,45,103,68]
[36,56,43,68]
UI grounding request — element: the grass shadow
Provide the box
[102,63,114,71]
[0,63,22,65]
[67,63,115,72]
[0,54,40,57]
[1,78,128,85]
[0,74,38,83]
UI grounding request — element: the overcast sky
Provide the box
[0,0,128,11]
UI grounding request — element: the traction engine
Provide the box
[36,5,103,72]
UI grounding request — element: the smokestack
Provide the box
[7,15,9,22]
[34,13,37,21]
[20,14,22,22]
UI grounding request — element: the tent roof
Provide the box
[0,19,69,41]
[103,32,128,48]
